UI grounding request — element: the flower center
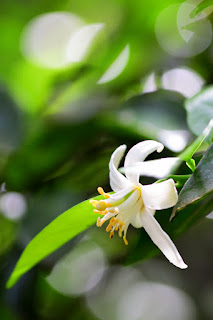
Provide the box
[90,186,142,245]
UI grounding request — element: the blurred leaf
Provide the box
[171,143,213,219]
[5,120,97,191]
[6,194,102,289]
[185,86,213,136]
[0,215,16,256]
[0,88,22,152]
[190,0,213,18]
[99,90,190,152]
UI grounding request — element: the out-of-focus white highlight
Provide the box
[155,4,212,58]
[203,118,213,136]
[177,1,208,42]
[86,267,142,320]
[21,12,84,69]
[158,129,189,152]
[97,45,130,84]
[0,192,27,221]
[118,282,196,320]
[142,72,157,93]
[162,67,204,98]
[123,157,180,179]
[87,266,197,320]
[206,211,213,219]
[47,243,106,296]
[66,23,104,63]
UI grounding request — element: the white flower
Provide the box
[90,140,188,269]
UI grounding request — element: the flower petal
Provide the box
[109,145,132,192]
[141,179,178,210]
[109,185,134,201]
[123,157,181,179]
[140,208,188,269]
[131,207,155,228]
[124,140,164,184]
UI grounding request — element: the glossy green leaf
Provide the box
[171,143,213,219]
[6,194,103,289]
[179,119,213,163]
[185,86,213,136]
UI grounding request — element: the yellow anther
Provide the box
[119,221,124,227]
[97,187,104,195]
[89,199,98,207]
[108,209,115,213]
[110,231,114,238]
[119,229,123,237]
[106,224,112,232]
[96,217,101,227]
[111,219,119,226]
[99,218,106,227]
[104,193,110,198]
[97,187,110,198]
[123,236,128,245]
[93,209,107,215]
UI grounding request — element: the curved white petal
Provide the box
[109,185,134,201]
[109,145,132,192]
[140,208,188,269]
[123,157,181,179]
[118,189,141,212]
[131,207,155,228]
[141,179,178,210]
[124,140,164,184]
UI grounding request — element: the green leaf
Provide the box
[179,119,213,163]
[185,86,213,136]
[171,143,213,219]
[6,194,103,289]
[99,90,188,150]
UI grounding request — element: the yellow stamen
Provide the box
[93,209,107,215]
[110,231,114,238]
[89,199,98,207]
[97,187,110,198]
[96,217,101,227]
[106,224,112,232]
[123,236,128,245]
[99,218,105,227]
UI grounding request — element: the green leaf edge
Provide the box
[190,0,213,18]
[6,194,104,289]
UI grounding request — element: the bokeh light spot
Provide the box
[66,23,104,63]
[162,67,204,98]
[155,3,212,57]
[97,45,130,84]
[21,12,84,69]
[0,192,27,221]
[47,242,107,296]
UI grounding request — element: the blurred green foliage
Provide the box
[1,0,213,319]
